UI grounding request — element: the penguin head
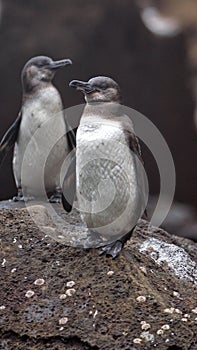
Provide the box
[69,76,121,103]
[21,56,72,93]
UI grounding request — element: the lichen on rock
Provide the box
[139,237,197,283]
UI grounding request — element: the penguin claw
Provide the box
[98,241,123,259]
[12,195,23,202]
[48,196,61,203]
[48,192,62,203]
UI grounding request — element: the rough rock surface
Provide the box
[0,202,197,350]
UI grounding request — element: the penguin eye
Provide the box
[95,84,108,91]
[94,87,103,92]
[36,60,50,68]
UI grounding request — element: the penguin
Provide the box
[63,76,147,258]
[0,55,75,202]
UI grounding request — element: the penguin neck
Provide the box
[22,81,53,101]
[84,101,122,120]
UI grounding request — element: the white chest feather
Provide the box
[19,87,63,139]
[13,86,68,193]
[76,117,143,238]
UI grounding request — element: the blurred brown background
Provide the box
[0,0,196,213]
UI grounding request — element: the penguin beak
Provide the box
[45,59,72,70]
[69,80,94,94]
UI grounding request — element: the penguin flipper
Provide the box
[0,111,22,165]
[125,130,148,218]
[62,151,76,213]
[64,112,77,149]
[66,123,77,149]
[126,129,144,165]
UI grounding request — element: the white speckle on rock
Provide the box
[59,294,67,300]
[136,296,146,303]
[133,338,142,344]
[141,323,151,330]
[139,238,197,283]
[34,278,45,286]
[13,237,17,243]
[93,310,98,318]
[66,281,75,288]
[184,314,190,318]
[181,318,188,322]
[18,244,22,249]
[164,307,182,315]
[161,324,170,330]
[157,329,164,335]
[57,235,65,240]
[192,307,197,314]
[164,307,172,313]
[173,291,180,297]
[25,290,35,298]
[150,251,159,260]
[139,266,147,274]
[59,317,68,325]
[107,270,114,276]
[59,327,64,331]
[0,305,6,310]
[1,258,6,268]
[11,268,17,273]
[89,310,93,315]
[66,288,76,296]
[140,331,155,343]
[122,332,128,336]
[174,308,182,314]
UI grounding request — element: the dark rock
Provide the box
[0,202,196,349]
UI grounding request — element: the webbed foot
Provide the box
[98,230,134,259]
[98,240,123,258]
[48,190,62,203]
[13,194,35,202]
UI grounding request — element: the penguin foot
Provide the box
[48,191,62,203]
[98,230,134,258]
[12,194,35,202]
[12,188,23,201]
[13,195,24,202]
[98,240,123,259]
